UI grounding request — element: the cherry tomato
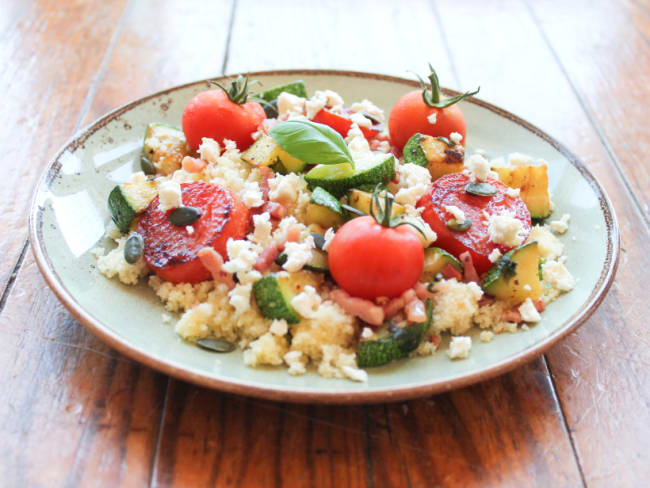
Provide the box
[312,109,382,139]
[182,89,265,151]
[388,65,478,152]
[416,173,531,274]
[388,90,467,152]
[328,216,424,300]
[138,182,249,284]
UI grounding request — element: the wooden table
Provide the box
[2,0,648,486]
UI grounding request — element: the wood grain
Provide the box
[0,254,167,487]
[0,0,129,298]
[436,0,650,485]
[527,0,650,222]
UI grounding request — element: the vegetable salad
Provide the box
[95,67,575,381]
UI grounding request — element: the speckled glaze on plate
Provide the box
[29,70,619,404]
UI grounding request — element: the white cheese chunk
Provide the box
[282,235,315,272]
[550,213,571,234]
[305,92,327,119]
[488,211,524,247]
[488,248,502,263]
[158,180,183,211]
[322,227,336,251]
[466,154,498,182]
[341,365,368,382]
[349,98,384,122]
[394,163,432,206]
[361,327,374,339]
[277,92,306,117]
[542,260,575,291]
[447,336,472,359]
[185,225,194,235]
[518,298,541,323]
[444,205,466,222]
[505,187,521,198]
[290,285,322,318]
[346,123,370,155]
[349,111,372,128]
[449,132,463,144]
[269,319,289,336]
[480,331,494,343]
[427,112,437,125]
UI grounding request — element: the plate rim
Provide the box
[29,69,620,404]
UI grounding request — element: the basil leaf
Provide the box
[270,120,354,167]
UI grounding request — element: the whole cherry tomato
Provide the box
[328,194,424,300]
[182,75,265,151]
[388,64,479,152]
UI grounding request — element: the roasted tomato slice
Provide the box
[417,173,531,274]
[311,108,382,139]
[138,182,249,284]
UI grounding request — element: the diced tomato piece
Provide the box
[138,182,249,284]
[417,173,531,274]
[312,108,382,139]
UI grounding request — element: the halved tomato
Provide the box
[138,182,249,284]
[417,173,531,274]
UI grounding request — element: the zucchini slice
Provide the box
[305,187,344,228]
[403,133,464,181]
[142,123,189,175]
[421,247,463,281]
[108,181,158,233]
[304,154,396,197]
[357,300,433,368]
[347,188,405,218]
[252,271,319,323]
[258,80,308,102]
[495,165,551,219]
[241,134,307,172]
[482,241,543,305]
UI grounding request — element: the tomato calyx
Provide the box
[210,73,260,105]
[368,186,426,238]
[413,63,480,109]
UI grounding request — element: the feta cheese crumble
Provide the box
[322,227,336,251]
[550,213,571,234]
[542,260,575,291]
[444,205,466,222]
[449,132,463,144]
[277,92,306,117]
[394,163,432,206]
[350,98,384,122]
[270,319,289,336]
[158,180,182,211]
[480,331,495,343]
[488,248,502,263]
[282,236,315,272]
[447,336,472,359]
[518,298,541,323]
[466,154,498,182]
[427,112,437,125]
[350,111,372,128]
[505,187,521,198]
[290,285,322,318]
[488,211,524,247]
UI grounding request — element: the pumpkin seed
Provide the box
[197,338,236,353]
[140,156,156,175]
[274,253,288,266]
[169,206,201,226]
[124,233,144,264]
[465,181,497,196]
[435,136,456,147]
[310,232,327,250]
[361,111,381,125]
[446,218,472,232]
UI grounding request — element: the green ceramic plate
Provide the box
[30,70,619,403]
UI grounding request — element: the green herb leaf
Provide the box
[270,120,354,167]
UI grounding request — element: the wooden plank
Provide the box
[527,0,650,221]
[0,0,129,297]
[226,0,454,80]
[153,383,371,487]
[0,1,235,484]
[81,0,234,127]
[436,0,650,485]
[0,254,168,487]
[374,360,583,487]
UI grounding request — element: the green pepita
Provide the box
[465,181,497,196]
[124,233,144,264]
[310,232,327,250]
[434,136,456,147]
[446,218,472,232]
[197,338,236,353]
[140,156,156,175]
[169,206,201,226]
